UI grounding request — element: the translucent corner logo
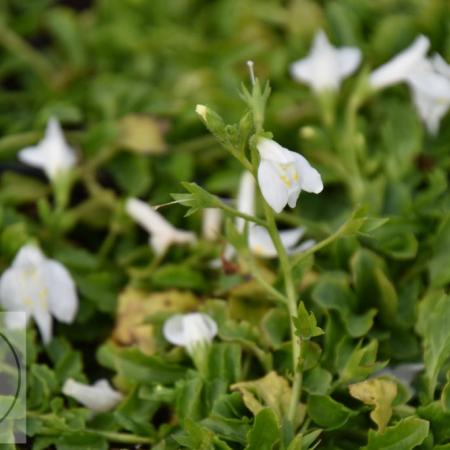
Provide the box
[0,312,26,444]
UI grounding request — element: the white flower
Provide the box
[0,244,78,344]
[125,198,197,255]
[290,30,361,92]
[406,55,450,135]
[62,378,123,413]
[236,171,256,232]
[202,208,222,241]
[256,138,323,214]
[249,226,315,258]
[369,35,430,90]
[377,363,424,387]
[18,118,77,181]
[163,312,217,354]
[223,171,316,260]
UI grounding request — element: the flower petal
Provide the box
[0,267,29,312]
[62,378,123,412]
[293,153,324,194]
[257,138,296,164]
[287,186,302,209]
[32,307,53,344]
[432,54,450,78]
[202,208,222,240]
[163,313,217,349]
[369,35,430,90]
[12,244,46,268]
[287,238,316,255]
[411,88,449,135]
[162,314,185,346]
[290,30,360,92]
[337,47,362,78]
[44,260,78,323]
[3,311,29,330]
[18,145,47,170]
[236,171,256,231]
[257,160,288,213]
[279,227,306,249]
[126,198,175,236]
[248,225,277,258]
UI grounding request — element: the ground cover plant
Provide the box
[0,0,449,448]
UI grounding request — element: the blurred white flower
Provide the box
[202,208,222,241]
[377,363,424,388]
[249,226,315,258]
[256,138,323,214]
[223,171,316,261]
[18,117,77,181]
[290,30,361,92]
[369,35,430,90]
[407,55,450,135]
[62,378,123,413]
[0,244,78,344]
[235,171,256,233]
[126,198,197,255]
[163,312,217,354]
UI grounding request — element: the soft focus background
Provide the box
[0,1,450,448]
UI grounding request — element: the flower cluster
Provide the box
[291,31,450,135]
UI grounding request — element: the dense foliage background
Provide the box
[0,0,449,448]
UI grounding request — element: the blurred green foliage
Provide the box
[0,0,449,449]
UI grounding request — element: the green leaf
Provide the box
[151,264,207,291]
[363,416,429,450]
[312,273,376,337]
[303,366,332,395]
[416,292,450,397]
[174,418,214,450]
[428,216,450,287]
[336,339,386,385]
[172,182,221,216]
[245,408,280,450]
[0,172,48,204]
[106,152,153,196]
[97,344,186,385]
[293,302,324,340]
[418,402,450,444]
[307,395,354,430]
[351,248,398,326]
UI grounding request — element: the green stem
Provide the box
[220,202,267,227]
[247,256,288,304]
[90,429,153,445]
[261,199,302,424]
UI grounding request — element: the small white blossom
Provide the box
[125,198,197,255]
[406,55,450,135]
[256,138,323,214]
[290,30,361,92]
[369,35,430,90]
[18,118,77,181]
[223,171,316,260]
[163,312,217,355]
[249,226,315,258]
[202,208,222,241]
[62,378,123,413]
[377,363,424,388]
[0,244,78,344]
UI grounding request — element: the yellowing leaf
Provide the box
[231,371,304,428]
[349,378,397,432]
[112,288,198,355]
[118,114,167,154]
